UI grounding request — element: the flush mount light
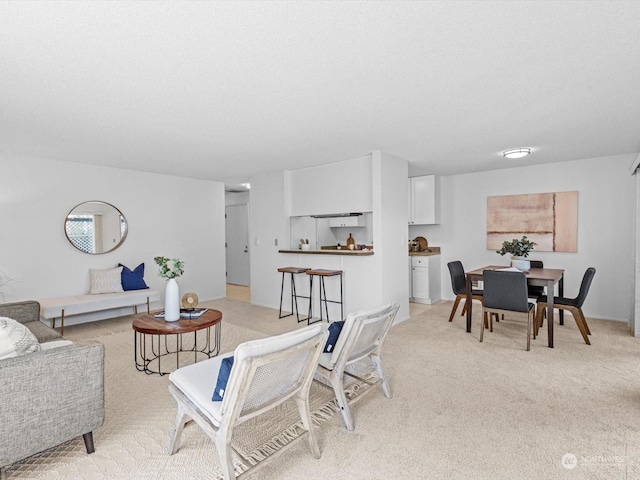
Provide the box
[503,148,531,159]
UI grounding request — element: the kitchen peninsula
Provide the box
[277,247,374,256]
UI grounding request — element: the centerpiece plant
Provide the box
[495,236,536,258]
[495,235,537,270]
[154,256,184,321]
[154,256,184,279]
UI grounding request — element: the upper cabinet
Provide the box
[328,215,363,228]
[409,175,441,225]
[288,155,373,216]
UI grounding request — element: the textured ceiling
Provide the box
[1,1,640,187]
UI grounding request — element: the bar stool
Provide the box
[305,269,343,325]
[277,267,311,323]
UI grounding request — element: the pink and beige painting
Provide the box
[487,191,578,252]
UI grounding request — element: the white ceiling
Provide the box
[2,1,640,188]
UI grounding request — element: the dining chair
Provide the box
[168,324,327,480]
[534,267,596,345]
[481,270,535,351]
[527,260,545,299]
[447,261,489,327]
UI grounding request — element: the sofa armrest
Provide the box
[0,341,105,467]
[0,300,40,325]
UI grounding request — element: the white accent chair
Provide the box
[168,324,327,480]
[315,303,399,431]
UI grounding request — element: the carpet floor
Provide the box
[5,298,640,479]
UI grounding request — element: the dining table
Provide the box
[465,265,564,348]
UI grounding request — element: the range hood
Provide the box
[311,212,363,218]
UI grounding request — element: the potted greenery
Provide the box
[496,235,537,270]
[154,256,185,321]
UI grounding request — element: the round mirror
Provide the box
[64,201,128,254]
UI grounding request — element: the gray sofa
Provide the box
[0,301,105,476]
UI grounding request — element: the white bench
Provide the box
[40,290,160,335]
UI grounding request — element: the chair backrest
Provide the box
[447,261,466,295]
[574,267,596,308]
[329,303,399,370]
[529,260,544,269]
[220,324,326,425]
[483,270,530,313]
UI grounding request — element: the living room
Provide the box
[2,2,640,479]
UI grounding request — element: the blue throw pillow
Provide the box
[324,320,345,353]
[212,356,235,401]
[119,263,149,291]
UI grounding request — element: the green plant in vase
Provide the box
[154,256,184,321]
[496,235,537,270]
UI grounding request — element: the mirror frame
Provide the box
[64,201,128,255]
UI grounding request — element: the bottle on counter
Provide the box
[347,233,355,250]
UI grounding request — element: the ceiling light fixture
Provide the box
[503,148,531,159]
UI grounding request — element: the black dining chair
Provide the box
[527,260,545,299]
[534,267,596,345]
[481,270,535,351]
[447,261,489,327]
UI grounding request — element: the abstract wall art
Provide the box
[487,191,578,252]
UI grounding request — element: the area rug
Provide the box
[5,321,370,479]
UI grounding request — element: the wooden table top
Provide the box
[465,265,564,281]
[132,309,222,335]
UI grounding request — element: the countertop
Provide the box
[279,249,374,256]
[279,245,374,256]
[409,246,441,256]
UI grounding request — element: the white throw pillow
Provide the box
[90,266,124,294]
[0,317,42,360]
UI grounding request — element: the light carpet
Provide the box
[5,319,370,479]
[6,299,640,480]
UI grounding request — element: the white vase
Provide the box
[511,257,531,271]
[164,278,180,321]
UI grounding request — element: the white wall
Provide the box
[410,154,636,322]
[248,169,287,309]
[373,151,410,323]
[0,155,226,324]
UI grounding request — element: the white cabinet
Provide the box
[410,255,441,304]
[329,216,363,228]
[409,175,440,225]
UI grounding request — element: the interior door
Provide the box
[225,204,250,286]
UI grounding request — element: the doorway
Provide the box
[225,204,250,294]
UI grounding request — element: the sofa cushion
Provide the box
[23,320,63,343]
[119,263,149,291]
[89,267,124,294]
[0,317,41,360]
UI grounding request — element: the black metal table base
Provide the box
[134,322,221,376]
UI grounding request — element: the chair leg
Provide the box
[569,307,591,345]
[168,404,190,455]
[82,432,95,454]
[294,392,321,458]
[526,311,531,351]
[479,309,485,343]
[330,372,355,431]
[215,430,236,480]
[448,296,462,322]
[579,309,592,335]
[535,304,545,335]
[461,299,467,316]
[371,353,392,398]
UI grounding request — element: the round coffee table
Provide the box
[132,309,222,375]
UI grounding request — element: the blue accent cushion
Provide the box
[118,263,149,291]
[212,356,235,401]
[323,321,345,353]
